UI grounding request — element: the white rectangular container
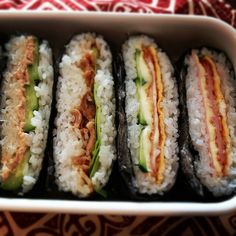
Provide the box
[0,12,235,215]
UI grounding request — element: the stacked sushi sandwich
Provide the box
[116,35,179,198]
[179,48,236,197]
[0,35,54,194]
[54,33,116,198]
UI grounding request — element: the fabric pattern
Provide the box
[0,0,235,235]
[0,213,236,235]
[0,0,235,27]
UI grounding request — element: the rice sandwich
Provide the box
[120,35,179,196]
[180,48,236,197]
[0,35,54,194]
[54,33,116,197]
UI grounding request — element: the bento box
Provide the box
[0,11,235,215]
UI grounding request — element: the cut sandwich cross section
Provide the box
[55,33,116,197]
[1,36,40,191]
[70,46,101,183]
[192,51,231,177]
[135,45,166,184]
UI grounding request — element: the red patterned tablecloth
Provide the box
[0,1,236,235]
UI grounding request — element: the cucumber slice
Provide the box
[135,49,152,126]
[23,37,40,133]
[135,49,152,85]
[89,80,101,178]
[89,139,101,178]
[1,150,31,191]
[138,127,151,173]
[23,84,39,132]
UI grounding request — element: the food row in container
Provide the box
[0,33,235,200]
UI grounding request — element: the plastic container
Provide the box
[0,11,235,215]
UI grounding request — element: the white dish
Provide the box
[0,11,235,215]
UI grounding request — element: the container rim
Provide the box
[0,197,235,215]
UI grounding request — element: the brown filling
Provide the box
[1,36,36,181]
[142,46,165,184]
[70,49,97,175]
[199,56,230,176]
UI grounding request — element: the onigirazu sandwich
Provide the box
[0,35,53,194]
[54,33,116,198]
[116,35,179,198]
[179,48,236,197]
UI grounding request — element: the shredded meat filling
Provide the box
[78,51,96,87]
[70,109,82,128]
[1,36,36,181]
[71,50,97,174]
[85,121,96,156]
[80,91,96,121]
[72,155,91,174]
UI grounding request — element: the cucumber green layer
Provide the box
[1,150,31,191]
[23,37,40,132]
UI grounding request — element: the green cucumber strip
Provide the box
[136,83,147,126]
[23,84,39,132]
[28,63,40,82]
[136,49,144,125]
[95,107,101,141]
[23,37,40,133]
[92,47,98,60]
[135,49,148,126]
[89,107,101,177]
[138,163,148,173]
[1,150,31,191]
[89,51,101,179]
[31,38,40,82]
[138,127,148,173]
[135,49,146,86]
[95,186,108,198]
[89,142,101,178]
[89,139,100,175]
